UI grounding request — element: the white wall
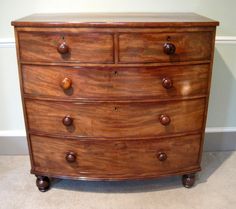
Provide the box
[0,0,236,136]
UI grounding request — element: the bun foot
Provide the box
[36,176,50,192]
[182,173,195,188]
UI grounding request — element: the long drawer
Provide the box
[119,32,213,63]
[22,64,209,100]
[31,134,201,179]
[25,99,205,138]
[18,31,114,63]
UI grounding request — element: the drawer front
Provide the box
[26,99,205,138]
[18,32,114,63]
[119,32,213,63]
[23,64,209,99]
[31,135,201,179]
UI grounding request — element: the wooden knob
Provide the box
[57,42,69,54]
[65,152,76,163]
[62,116,73,126]
[157,152,167,161]
[61,78,72,90]
[159,114,171,126]
[162,78,173,89]
[163,43,176,55]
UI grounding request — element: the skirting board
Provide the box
[0,131,236,155]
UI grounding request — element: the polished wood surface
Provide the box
[22,64,209,99]
[31,134,201,179]
[18,32,114,63]
[11,13,219,27]
[119,32,212,63]
[25,99,205,138]
[12,13,218,190]
[36,176,50,192]
[182,173,196,188]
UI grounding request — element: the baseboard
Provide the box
[0,136,28,155]
[203,132,236,152]
[0,129,236,154]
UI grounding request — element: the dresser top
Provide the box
[12,13,219,27]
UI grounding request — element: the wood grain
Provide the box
[31,134,201,179]
[119,32,213,63]
[11,13,219,27]
[18,32,114,63]
[12,13,218,188]
[25,99,205,138]
[22,64,209,100]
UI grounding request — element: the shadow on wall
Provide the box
[204,46,236,151]
[207,46,236,127]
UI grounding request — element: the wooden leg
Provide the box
[182,173,195,188]
[36,176,50,192]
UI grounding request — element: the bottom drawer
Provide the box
[31,135,201,179]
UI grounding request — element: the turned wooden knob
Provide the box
[57,42,69,54]
[182,174,195,188]
[65,152,76,163]
[159,114,171,126]
[61,77,72,90]
[162,78,173,89]
[62,116,73,126]
[157,152,167,161]
[163,43,176,55]
[36,176,50,192]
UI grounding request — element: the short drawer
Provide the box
[119,32,213,63]
[22,64,209,99]
[18,32,114,63]
[25,99,205,138]
[31,134,201,179]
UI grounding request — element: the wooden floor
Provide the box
[0,151,235,209]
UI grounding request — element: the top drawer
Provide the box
[17,32,114,63]
[118,32,213,63]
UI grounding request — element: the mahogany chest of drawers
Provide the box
[12,13,219,192]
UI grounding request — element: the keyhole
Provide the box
[114,107,118,111]
[167,36,171,41]
[114,71,118,76]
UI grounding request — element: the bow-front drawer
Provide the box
[22,64,209,100]
[118,32,213,63]
[31,134,201,179]
[17,31,114,63]
[25,99,205,138]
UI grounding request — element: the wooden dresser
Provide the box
[12,13,219,192]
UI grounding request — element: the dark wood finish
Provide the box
[12,13,218,190]
[182,173,196,188]
[65,151,77,163]
[36,175,50,192]
[157,152,168,161]
[163,43,176,55]
[62,115,73,126]
[31,135,201,179]
[22,64,209,99]
[18,32,114,63]
[119,32,213,63]
[57,42,69,54]
[162,77,173,89]
[25,99,205,138]
[159,114,171,126]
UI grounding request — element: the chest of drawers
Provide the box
[12,13,219,192]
